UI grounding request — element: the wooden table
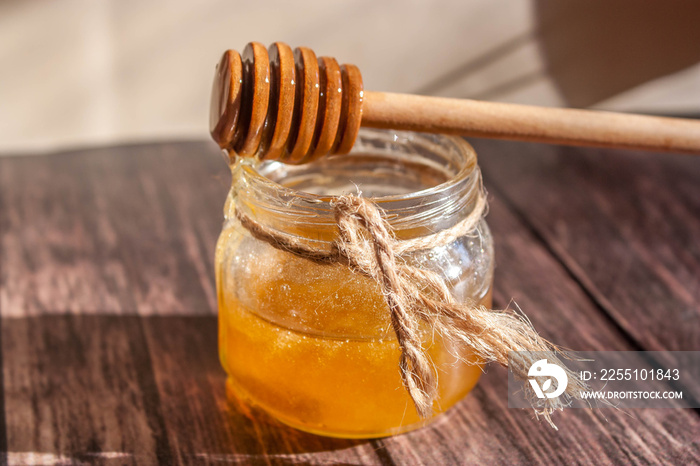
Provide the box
[0,138,698,465]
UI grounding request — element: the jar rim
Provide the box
[230,128,483,238]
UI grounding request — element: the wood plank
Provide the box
[2,141,698,464]
[476,138,700,413]
[2,315,170,464]
[0,143,229,316]
[474,139,700,354]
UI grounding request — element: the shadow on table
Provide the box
[1,314,374,462]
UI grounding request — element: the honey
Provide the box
[217,241,492,438]
[216,129,495,438]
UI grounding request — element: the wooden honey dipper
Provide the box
[210,42,700,163]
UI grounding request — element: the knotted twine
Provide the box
[235,189,586,428]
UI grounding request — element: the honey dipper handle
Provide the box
[362,91,700,154]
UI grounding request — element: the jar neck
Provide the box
[226,129,482,245]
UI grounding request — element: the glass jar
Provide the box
[216,128,494,438]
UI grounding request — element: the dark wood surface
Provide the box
[0,139,698,465]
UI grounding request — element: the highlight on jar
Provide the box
[210,42,592,439]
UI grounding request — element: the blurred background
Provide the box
[1,0,699,155]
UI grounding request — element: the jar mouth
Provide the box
[231,129,482,240]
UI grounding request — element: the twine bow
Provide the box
[235,192,586,427]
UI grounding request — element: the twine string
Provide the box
[234,190,586,427]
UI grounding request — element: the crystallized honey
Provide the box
[217,237,492,438]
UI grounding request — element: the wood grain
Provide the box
[3,315,168,464]
[362,92,700,154]
[477,138,700,406]
[0,140,698,464]
[0,143,228,316]
[475,140,700,353]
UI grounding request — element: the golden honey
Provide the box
[216,129,495,438]
[217,243,492,438]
